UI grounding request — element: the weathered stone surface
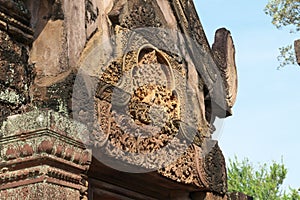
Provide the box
[0,0,31,23]
[30,72,75,115]
[30,19,67,78]
[28,0,87,80]
[64,0,86,67]
[0,110,88,140]
[25,0,64,39]
[294,39,300,66]
[212,28,238,115]
[156,0,177,29]
[0,2,34,124]
[0,0,33,43]
[27,0,86,115]
[0,183,80,200]
[0,0,240,199]
[0,110,92,200]
[85,0,99,39]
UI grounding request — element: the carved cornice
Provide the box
[0,130,90,167]
[0,110,88,140]
[0,179,82,199]
[0,166,84,191]
[170,0,238,118]
[0,110,92,193]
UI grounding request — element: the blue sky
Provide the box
[195,1,300,189]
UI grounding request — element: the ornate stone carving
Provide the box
[212,28,238,114]
[91,40,191,170]
[72,0,235,195]
[0,183,81,200]
[0,110,92,199]
[0,0,239,199]
[108,0,166,28]
[158,142,227,194]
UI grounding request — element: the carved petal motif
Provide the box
[212,28,238,115]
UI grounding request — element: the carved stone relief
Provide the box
[212,28,238,114]
[0,0,238,199]
[72,2,234,194]
[91,42,189,170]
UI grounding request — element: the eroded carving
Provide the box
[90,43,190,170]
[0,0,238,198]
[0,110,91,199]
[108,0,166,28]
[72,0,233,190]
[212,28,238,114]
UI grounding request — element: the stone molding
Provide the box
[0,0,33,44]
[0,110,92,199]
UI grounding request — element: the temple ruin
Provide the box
[0,0,242,199]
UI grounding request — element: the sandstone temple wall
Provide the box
[0,0,242,199]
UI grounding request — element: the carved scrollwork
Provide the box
[71,2,234,194]
[158,145,203,187]
[81,20,216,172]
[108,0,166,29]
[212,28,238,115]
[94,44,187,166]
[158,142,227,193]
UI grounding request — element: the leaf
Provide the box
[227,156,300,199]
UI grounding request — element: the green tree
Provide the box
[227,156,300,200]
[264,0,300,68]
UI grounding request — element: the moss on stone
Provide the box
[0,89,25,105]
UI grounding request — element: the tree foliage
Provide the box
[264,0,300,68]
[277,45,297,69]
[265,0,300,31]
[227,156,300,200]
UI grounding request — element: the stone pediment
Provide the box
[0,0,238,199]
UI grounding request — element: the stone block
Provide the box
[63,0,86,67]
[30,20,67,78]
[294,39,300,66]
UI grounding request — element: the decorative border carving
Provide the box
[0,110,91,197]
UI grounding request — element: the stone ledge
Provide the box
[0,110,89,142]
[0,182,81,200]
[0,110,91,199]
[0,165,83,191]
